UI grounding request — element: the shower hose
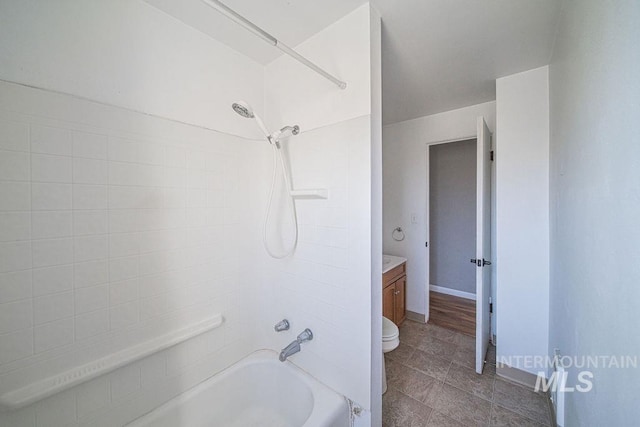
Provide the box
[263,144,298,259]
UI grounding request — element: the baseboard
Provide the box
[406,310,425,323]
[430,285,476,300]
[496,364,541,390]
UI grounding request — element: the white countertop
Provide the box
[383,254,407,274]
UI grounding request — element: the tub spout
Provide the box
[279,340,300,362]
[279,328,313,362]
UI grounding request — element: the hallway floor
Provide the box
[429,291,476,336]
[383,320,553,426]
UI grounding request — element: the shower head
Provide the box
[270,125,300,142]
[231,101,270,138]
[232,101,254,118]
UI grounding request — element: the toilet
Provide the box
[382,316,400,394]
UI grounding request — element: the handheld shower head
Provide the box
[232,101,254,118]
[231,101,270,138]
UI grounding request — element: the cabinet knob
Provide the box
[394,290,400,295]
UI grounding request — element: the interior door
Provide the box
[475,117,492,373]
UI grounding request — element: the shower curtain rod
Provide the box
[201,0,347,90]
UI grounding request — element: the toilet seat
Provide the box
[382,316,399,352]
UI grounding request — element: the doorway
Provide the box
[424,117,493,374]
[428,139,477,336]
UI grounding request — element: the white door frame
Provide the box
[424,135,476,323]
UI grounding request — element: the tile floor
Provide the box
[383,320,553,426]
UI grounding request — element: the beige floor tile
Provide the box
[426,410,467,427]
[399,322,424,347]
[383,323,552,427]
[454,332,476,350]
[385,357,405,383]
[445,364,495,401]
[406,349,452,381]
[416,334,458,359]
[493,379,551,425]
[452,345,476,369]
[386,341,415,364]
[425,323,459,343]
[383,388,433,427]
[491,404,548,427]
[401,319,429,334]
[388,364,442,405]
[431,383,491,426]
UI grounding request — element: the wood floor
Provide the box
[429,291,476,336]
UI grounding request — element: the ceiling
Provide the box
[145,0,562,125]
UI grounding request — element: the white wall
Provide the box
[383,101,496,316]
[368,6,383,426]
[495,66,549,375]
[548,0,640,424]
[0,0,265,139]
[263,5,372,133]
[261,4,380,423]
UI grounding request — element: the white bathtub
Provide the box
[127,350,350,427]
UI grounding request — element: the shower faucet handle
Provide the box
[274,319,290,332]
[296,328,313,343]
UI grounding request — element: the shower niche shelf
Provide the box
[290,189,328,199]
[0,314,224,410]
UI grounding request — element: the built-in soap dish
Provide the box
[290,189,328,199]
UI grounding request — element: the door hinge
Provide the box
[425,241,428,247]
[489,297,493,314]
[490,150,494,161]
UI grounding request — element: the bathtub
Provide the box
[127,350,350,427]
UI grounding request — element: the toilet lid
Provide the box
[382,317,399,340]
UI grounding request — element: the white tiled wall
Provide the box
[0,3,379,425]
[255,115,374,409]
[0,81,264,426]
[262,4,377,415]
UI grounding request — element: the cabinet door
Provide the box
[383,284,395,322]
[394,276,406,325]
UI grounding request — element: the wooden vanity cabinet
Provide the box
[383,284,395,321]
[382,262,406,326]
